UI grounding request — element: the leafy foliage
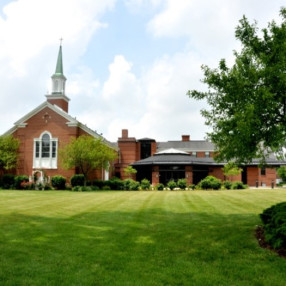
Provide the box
[51,175,66,190]
[222,162,242,178]
[70,174,85,187]
[177,178,187,189]
[199,176,222,190]
[223,180,232,190]
[260,202,286,249]
[14,175,29,190]
[167,180,177,190]
[124,166,137,178]
[140,178,151,190]
[0,174,15,189]
[231,181,247,190]
[277,166,286,182]
[60,135,117,185]
[188,8,286,163]
[156,183,164,191]
[0,135,19,171]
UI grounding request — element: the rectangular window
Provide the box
[42,141,50,158]
[35,142,40,158]
[192,152,197,157]
[205,151,210,158]
[261,167,266,176]
[52,141,57,158]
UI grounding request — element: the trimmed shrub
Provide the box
[177,178,187,189]
[14,175,29,190]
[167,180,177,190]
[51,175,66,190]
[102,185,111,191]
[108,178,124,190]
[260,202,286,249]
[156,183,164,191]
[188,184,196,190]
[129,180,140,191]
[1,174,15,189]
[223,180,232,190]
[70,174,85,187]
[123,179,133,190]
[141,178,151,190]
[93,180,105,189]
[231,181,247,189]
[199,176,222,190]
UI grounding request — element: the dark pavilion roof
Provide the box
[131,148,286,167]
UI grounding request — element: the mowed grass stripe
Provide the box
[1,190,286,285]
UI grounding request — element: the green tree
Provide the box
[187,8,286,163]
[222,162,242,181]
[60,135,117,185]
[124,165,137,179]
[0,135,19,171]
[277,166,286,182]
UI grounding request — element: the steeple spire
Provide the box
[46,43,70,112]
[54,44,64,76]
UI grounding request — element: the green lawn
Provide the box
[1,190,286,286]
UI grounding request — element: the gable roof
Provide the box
[3,101,117,150]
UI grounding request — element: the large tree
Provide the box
[188,8,286,164]
[60,135,117,185]
[0,135,19,171]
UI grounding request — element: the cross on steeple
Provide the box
[59,37,63,46]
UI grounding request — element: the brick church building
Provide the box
[4,45,117,183]
[3,45,285,187]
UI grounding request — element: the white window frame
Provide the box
[33,131,58,169]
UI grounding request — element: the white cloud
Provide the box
[0,0,116,134]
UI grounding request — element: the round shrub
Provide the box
[108,178,124,190]
[1,174,15,189]
[167,180,177,190]
[14,175,29,189]
[223,180,232,190]
[231,181,247,189]
[129,180,140,191]
[51,175,66,190]
[70,174,85,187]
[188,184,196,190]
[177,178,187,189]
[199,176,222,190]
[102,185,111,190]
[141,178,151,190]
[156,183,164,191]
[260,202,286,249]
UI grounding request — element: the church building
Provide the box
[4,45,117,183]
[3,45,285,187]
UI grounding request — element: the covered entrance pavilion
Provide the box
[131,148,223,186]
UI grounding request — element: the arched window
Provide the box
[42,134,50,158]
[33,132,58,169]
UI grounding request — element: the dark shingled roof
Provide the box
[131,153,286,167]
[156,141,215,152]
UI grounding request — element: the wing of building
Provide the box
[115,130,285,187]
[3,45,117,182]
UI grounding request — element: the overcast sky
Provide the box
[0,0,285,142]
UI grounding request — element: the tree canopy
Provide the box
[188,8,286,164]
[60,135,117,184]
[0,135,19,171]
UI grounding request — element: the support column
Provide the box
[152,166,159,185]
[185,166,193,185]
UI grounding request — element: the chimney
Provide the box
[122,129,128,138]
[182,135,190,142]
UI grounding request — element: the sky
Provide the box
[0,0,285,142]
